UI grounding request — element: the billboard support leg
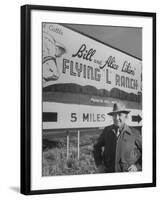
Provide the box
[78,130,80,160]
[67,134,70,160]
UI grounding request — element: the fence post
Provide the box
[66,131,70,160]
[77,130,80,160]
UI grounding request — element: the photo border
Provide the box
[20,4,156,195]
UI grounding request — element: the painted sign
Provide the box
[42,23,142,129]
[43,102,142,129]
[42,23,142,94]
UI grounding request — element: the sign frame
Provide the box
[21,4,156,195]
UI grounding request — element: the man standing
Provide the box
[93,103,142,173]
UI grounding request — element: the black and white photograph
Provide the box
[42,23,142,176]
[20,5,156,195]
[1,0,160,199]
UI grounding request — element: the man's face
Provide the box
[112,112,127,129]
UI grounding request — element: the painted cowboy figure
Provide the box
[93,103,142,173]
[42,31,66,82]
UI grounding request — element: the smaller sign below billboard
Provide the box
[43,102,142,130]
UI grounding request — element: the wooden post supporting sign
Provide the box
[77,130,80,160]
[66,131,70,160]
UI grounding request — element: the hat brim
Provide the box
[108,110,130,116]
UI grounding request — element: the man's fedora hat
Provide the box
[108,103,130,116]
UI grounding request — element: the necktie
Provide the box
[117,128,120,137]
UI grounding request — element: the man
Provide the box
[93,103,142,173]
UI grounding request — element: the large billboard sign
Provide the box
[43,23,142,94]
[42,23,142,129]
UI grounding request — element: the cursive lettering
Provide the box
[99,56,119,70]
[49,25,63,35]
[122,61,135,75]
[72,44,96,61]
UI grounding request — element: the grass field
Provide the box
[42,129,102,176]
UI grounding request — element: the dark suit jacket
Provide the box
[93,124,142,172]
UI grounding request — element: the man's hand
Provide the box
[128,164,138,172]
[96,165,106,173]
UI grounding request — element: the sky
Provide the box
[64,24,142,60]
